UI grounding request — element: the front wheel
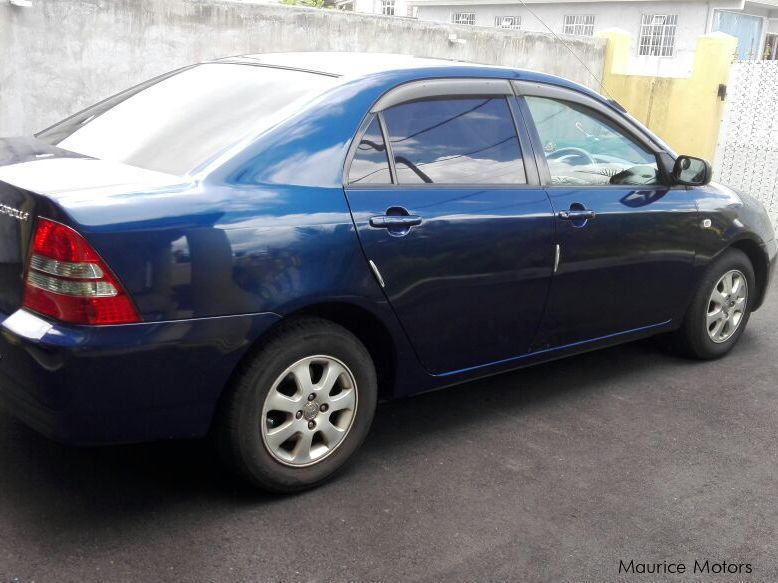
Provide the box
[214,317,377,492]
[670,248,755,359]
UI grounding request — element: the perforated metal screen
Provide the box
[715,60,778,227]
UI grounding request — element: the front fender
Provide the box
[695,182,776,309]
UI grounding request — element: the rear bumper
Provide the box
[0,309,280,445]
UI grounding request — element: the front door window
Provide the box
[525,96,661,187]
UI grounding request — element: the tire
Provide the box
[670,248,755,360]
[215,317,377,492]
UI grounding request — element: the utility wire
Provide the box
[515,0,615,100]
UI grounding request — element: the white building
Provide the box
[405,0,778,76]
[336,0,418,18]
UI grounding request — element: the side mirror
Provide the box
[672,155,713,186]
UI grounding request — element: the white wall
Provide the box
[415,0,743,76]
[0,0,605,136]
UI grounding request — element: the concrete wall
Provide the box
[0,0,605,136]
[600,29,737,160]
[415,0,745,77]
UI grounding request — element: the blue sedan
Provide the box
[0,53,775,491]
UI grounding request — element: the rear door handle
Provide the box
[557,209,596,221]
[369,215,423,228]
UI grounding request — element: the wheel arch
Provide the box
[284,301,397,402]
[213,300,398,428]
[728,237,770,311]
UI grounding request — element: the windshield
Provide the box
[37,64,337,176]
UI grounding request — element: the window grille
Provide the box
[494,16,521,30]
[563,15,595,36]
[638,14,678,57]
[452,12,476,25]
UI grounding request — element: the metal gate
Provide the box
[714,60,778,227]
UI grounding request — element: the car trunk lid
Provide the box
[0,136,188,316]
[0,179,36,315]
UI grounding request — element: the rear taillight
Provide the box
[22,218,140,325]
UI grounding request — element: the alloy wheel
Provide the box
[706,269,748,344]
[260,355,358,467]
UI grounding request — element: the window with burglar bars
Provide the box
[563,15,594,36]
[494,16,521,30]
[381,0,394,15]
[452,12,476,25]
[638,14,678,56]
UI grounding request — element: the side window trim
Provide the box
[376,111,398,185]
[515,86,671,189]
[512,80,663,155]
[371,78,513,112]
[506,96,541,186]
[343,113,394,187]
[346,79,543,188]
[515,95,553,186]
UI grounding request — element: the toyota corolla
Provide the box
[0,53,775,491]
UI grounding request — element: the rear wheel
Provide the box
[215,317,377,492]
[670,248,755,359]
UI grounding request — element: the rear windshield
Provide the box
[37,64,336,176]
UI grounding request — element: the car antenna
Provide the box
[516,0,616,100]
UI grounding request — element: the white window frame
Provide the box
[638,14,678,57]
[452,11,476,26]
[563,15,595,36]
[381,0,395,16]
[494,15,521,30]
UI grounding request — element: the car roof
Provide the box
[200,52,668,180]
[223,52,490,77]
[215,51,609,107]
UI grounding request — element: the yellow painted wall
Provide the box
[597,30,737,161]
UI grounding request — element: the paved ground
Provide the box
[1,290,777,583]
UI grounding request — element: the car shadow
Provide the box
[0,331,729,536]
[364,335,695,455]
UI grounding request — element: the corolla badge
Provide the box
[0,203,30,222]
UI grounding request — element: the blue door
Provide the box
[521,94,699,349]
[713,11,764,60]
[344,93,555,375]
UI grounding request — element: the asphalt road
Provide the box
[1,290,777,583]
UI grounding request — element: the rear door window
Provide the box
[348,117,392,185]
[381,97,526,185]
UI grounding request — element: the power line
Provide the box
[515,0,615,100]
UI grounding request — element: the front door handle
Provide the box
[369,215,423,228]
[557,209,596,221]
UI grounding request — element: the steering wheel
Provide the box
[546,147,596,166]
